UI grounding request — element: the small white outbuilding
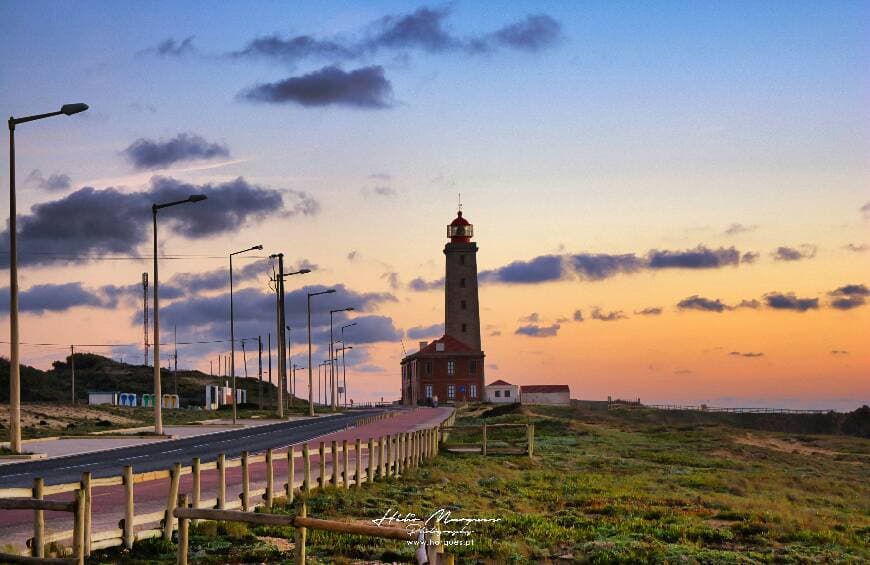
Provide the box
[485,379,519,404]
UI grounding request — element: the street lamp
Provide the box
[307,289,335,416]
[329,307,354,411]
[292,363,304,406]
[152,194,207,435]
[7,102,88,453]
[230,244,263,424]
[340,321,357,407]
[285,325,292,407]
[336,344,354,407]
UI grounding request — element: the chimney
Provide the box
[419,341,428,351]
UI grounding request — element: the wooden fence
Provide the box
[642,404,831,414]
[441,423,534,457]
[0,409,453,559]
[0,492,84,564]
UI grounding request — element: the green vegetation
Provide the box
[90,402,869,563]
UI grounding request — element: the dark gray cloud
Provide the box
[515,323,560,337]
[519,312,540,323]
[231,34,353,63]
[406,323,443,340]
[736,299,761,309]
[168,258,305,295]
[677,295,728,313]
[369,6,456,52]
[154,36,195,56]
[741,252,760,264]
[480,255,563,284]
[729,351,764,358]
[764,292,819,312]
[0,176,313,268]
[573,309,583,322]
[0,283,107,315]
[570,253,644,280]
[828,284,868,310]
[772,245,816,262]
[635,307,662,316]
[381,271,399,290]
[408,277,444,291]
[25,170,72,192]
[489,14,561,52]
[724,223,758,236]
[647,246,740,269]
[123,133,230,170]
[591,308,627,321]
[240,65,393,109]
[844,243,868,253]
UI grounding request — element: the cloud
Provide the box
[828,284,868,310]
[347,251,359,262]
[647,245,741,269]
[123,133,230,170]
[488,14,561,52]
[772,245,816,262]
[169,258,280,294]
[0,176,314,268]
[240,65,393,109]
[723,223,758,236]
[570,253,644,280]
[740,251,760,264]
[480,255,563,283]
[861,201,870,220]
[0,283,108,314]
[591,308,627,321]
[154,36,195,57]
[406,323,444,340]
[677,295,728,313]
[830,350,849,355]
[515,323,560,337]
[635,307,662,316]
[363,185,397,198]
[764,292,819,312]
[843,243,868,253]
[368,6,456,53]
[735,299,761,309]
[25,169,72,192]
[519,312,540,323]
[729,351,764,358]
[381,271,399,290]
[408,277,444,291]
[231,34,353,63]
[573,309,583,322]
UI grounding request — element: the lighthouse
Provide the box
[401,208,486,405]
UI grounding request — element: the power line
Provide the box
[0,337,261,348]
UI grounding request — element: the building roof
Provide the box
[487,379,514,387]
[450,210,470,226]
[520,385,570,393]
[401,334,479,362]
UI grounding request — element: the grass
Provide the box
[89,403,869,563]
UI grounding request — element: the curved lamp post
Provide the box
[152,194,207,434]
[7,103,88,453]
[230,244,263,424]
[329,307,354,411]
[307,289,335,416]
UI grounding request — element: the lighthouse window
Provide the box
[447,360,455,375]
[425,361,433,375]
[461,300,466,310]
[461,323,467,333]
[460,278,466,288]
[447,385,456,399]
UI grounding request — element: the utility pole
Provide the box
[143,273,149,366]
[286,326,293,407]
[173,324,178,397]
[258,335,263,410]
[267,333,272,409]
[274,254,286,418]
[70,345,76,405]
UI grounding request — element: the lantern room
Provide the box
[447,211,473,242]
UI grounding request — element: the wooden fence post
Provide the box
[330,441,339,487]
[241,451,251,511]
[81,471,91,557]
[217,453,226,509]
[73,489,85,565]
[318,442,326,489]
[528,423,535,457]
[287,447,295,502]
[32,477,44,558]
[367,438,375,483]
[385,435,392,478]
[295,501,307,565]
[265,448,274,508]
[177,493,189,565]
[482,423,487,456]
[342,439,350,489]
[191,458,201,514]
[354,439,362,488]
[395,434,402,475]
[163,462,181,540]
[123,465,134,549]
[379,435,386,479]
[303,443,311,493]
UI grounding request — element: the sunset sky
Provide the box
[1,1,867,409]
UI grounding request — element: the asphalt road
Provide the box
[0,409,383,488]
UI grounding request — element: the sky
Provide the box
[0,1,867,409]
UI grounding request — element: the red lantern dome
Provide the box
[447,210,473,242]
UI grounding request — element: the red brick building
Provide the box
[401,209,485,405]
